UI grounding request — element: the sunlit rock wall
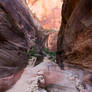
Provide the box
[26,0,63,30]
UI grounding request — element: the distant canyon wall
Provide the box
[26,0,63,30]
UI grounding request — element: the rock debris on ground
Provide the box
[7,57,87,92]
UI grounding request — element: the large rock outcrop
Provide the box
[0,0,42,91]
[57,0,92,69]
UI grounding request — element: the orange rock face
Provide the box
[26,0,63,30]
[46,32,58,52]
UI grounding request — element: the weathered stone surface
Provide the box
[0,70,23,92]
[57,0,92,69]
[0,5,28,92]
[0,7,28,77]
[7,58,87,92]
[45,32,58,52]
[26,0,63,30]
[0,0,43,91]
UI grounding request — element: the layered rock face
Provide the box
[0,0,40,91]
[57,0,92,69]
[0,7,28,92]
[0,7,28,78]
[7,58,86,92]
[26,0,63,30]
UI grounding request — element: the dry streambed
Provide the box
[7,57,91,92]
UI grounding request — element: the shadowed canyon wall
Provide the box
[57,0,92,69]
[0,0,41,91]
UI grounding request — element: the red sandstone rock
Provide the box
[83,74,92,86]
[57,0,92,69]
[45,32,58,52]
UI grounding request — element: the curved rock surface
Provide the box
[57,0,92,69]
[0,0,40,91]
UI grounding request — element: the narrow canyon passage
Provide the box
[0,0,92,92]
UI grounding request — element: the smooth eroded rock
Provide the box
[57,0,92,69]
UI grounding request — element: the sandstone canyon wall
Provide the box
[57,0,92,69]
[0,0,41,91]
[26,0,63,30]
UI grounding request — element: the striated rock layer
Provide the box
[57,0,92,69]
[0,0,42,91]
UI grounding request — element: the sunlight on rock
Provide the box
[26,0,63,30]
